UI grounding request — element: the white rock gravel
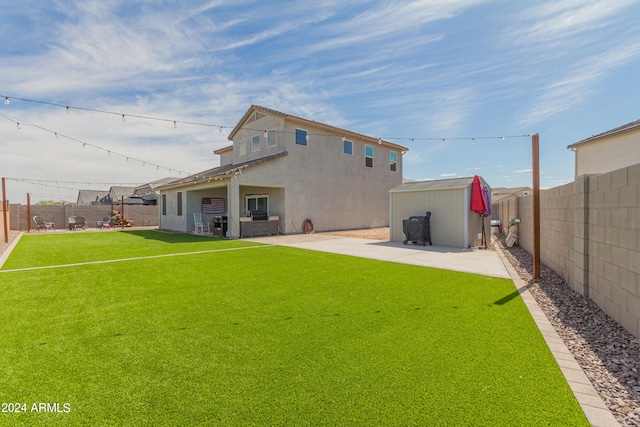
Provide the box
[501,243,640,426]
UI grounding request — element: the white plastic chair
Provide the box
[194,213,210,234]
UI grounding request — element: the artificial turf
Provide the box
[0,231,588,426]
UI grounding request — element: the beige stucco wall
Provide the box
[160,110,404,237]
[574,128,640,176]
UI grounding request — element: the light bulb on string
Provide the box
[174,121,177,128]
[4,97,9,105]
[65,106,69,114]
[121,115,126,123]
[16,122,20,129]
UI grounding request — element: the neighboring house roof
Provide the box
[159,151,288,191]
[567,118,640,148]
[109,186,137,199]
[77,189,109,205]
[390,176,487,193]
[228,104,409,152]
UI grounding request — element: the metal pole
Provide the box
[121,195,125,229]
[27,193,31,233]
[532,134,541,279]
[2,178,8,243]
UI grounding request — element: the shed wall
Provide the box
[390,188,468,248]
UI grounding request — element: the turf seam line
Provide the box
[0,244,273,273]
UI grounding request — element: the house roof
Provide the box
[134,177,178,194]
[568,118,640,149]
[109,186,136,199]
[77,189,109,204]
[228,105,409,152]
[158,151,288,190]
[390,176,487,193]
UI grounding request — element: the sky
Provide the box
[1,0,639,203]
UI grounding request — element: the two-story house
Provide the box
[157,105,408,238]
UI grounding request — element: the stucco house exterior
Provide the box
[157,105,408,238]
[568,118,640,177]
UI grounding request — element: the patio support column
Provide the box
[226,179,241,239]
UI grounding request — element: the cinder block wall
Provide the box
[494,164,640,337]
[9,204,159,231]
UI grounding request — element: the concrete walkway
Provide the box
[247,233,510,278]
[247,232,619,426]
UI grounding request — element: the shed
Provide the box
[389,176,491,248]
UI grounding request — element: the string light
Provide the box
[173,121,177,128]
[0,94,534,145]
[4,97,9,105]
[121,114,126,123]
[0,112,192,176]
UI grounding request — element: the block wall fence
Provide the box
[493,163,640,337]
[9,204,159,231]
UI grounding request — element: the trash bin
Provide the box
[402,211,432,246]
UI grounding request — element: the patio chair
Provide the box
[194,213,210,234]
[99,215,112,229]
[73,216,86,230]
[33,216,55,232]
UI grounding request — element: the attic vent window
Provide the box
[246,111,267,124]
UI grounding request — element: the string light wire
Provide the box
[1,94,533,144]
[0,112,192,176]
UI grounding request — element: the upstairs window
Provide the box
[239,140,247,156]
[252,135,261,152]
[343,139,353,155]
[295,129,308,147]
[365,145,374,168]
[390,151,397,171]
[267,129,277,147]
[177,192,183,216]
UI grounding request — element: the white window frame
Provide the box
[343,139,353,155]
[251,134,261,152]
[295,128,309,147]
[245,194,269,215]
[267,129,277,147]
[365,145,374,168]
[390,151,397,171]
[238,140,247,156]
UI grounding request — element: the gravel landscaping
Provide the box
[500,243,640,426]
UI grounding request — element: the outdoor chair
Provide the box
[194,213,210,234]
[33,216,55,232]
[73,216,86,230]
[99,215,112,229]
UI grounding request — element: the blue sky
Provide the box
[1,0,639,203]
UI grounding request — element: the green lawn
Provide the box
[0,231,588,426]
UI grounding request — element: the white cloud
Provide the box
[440,173,457,177]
